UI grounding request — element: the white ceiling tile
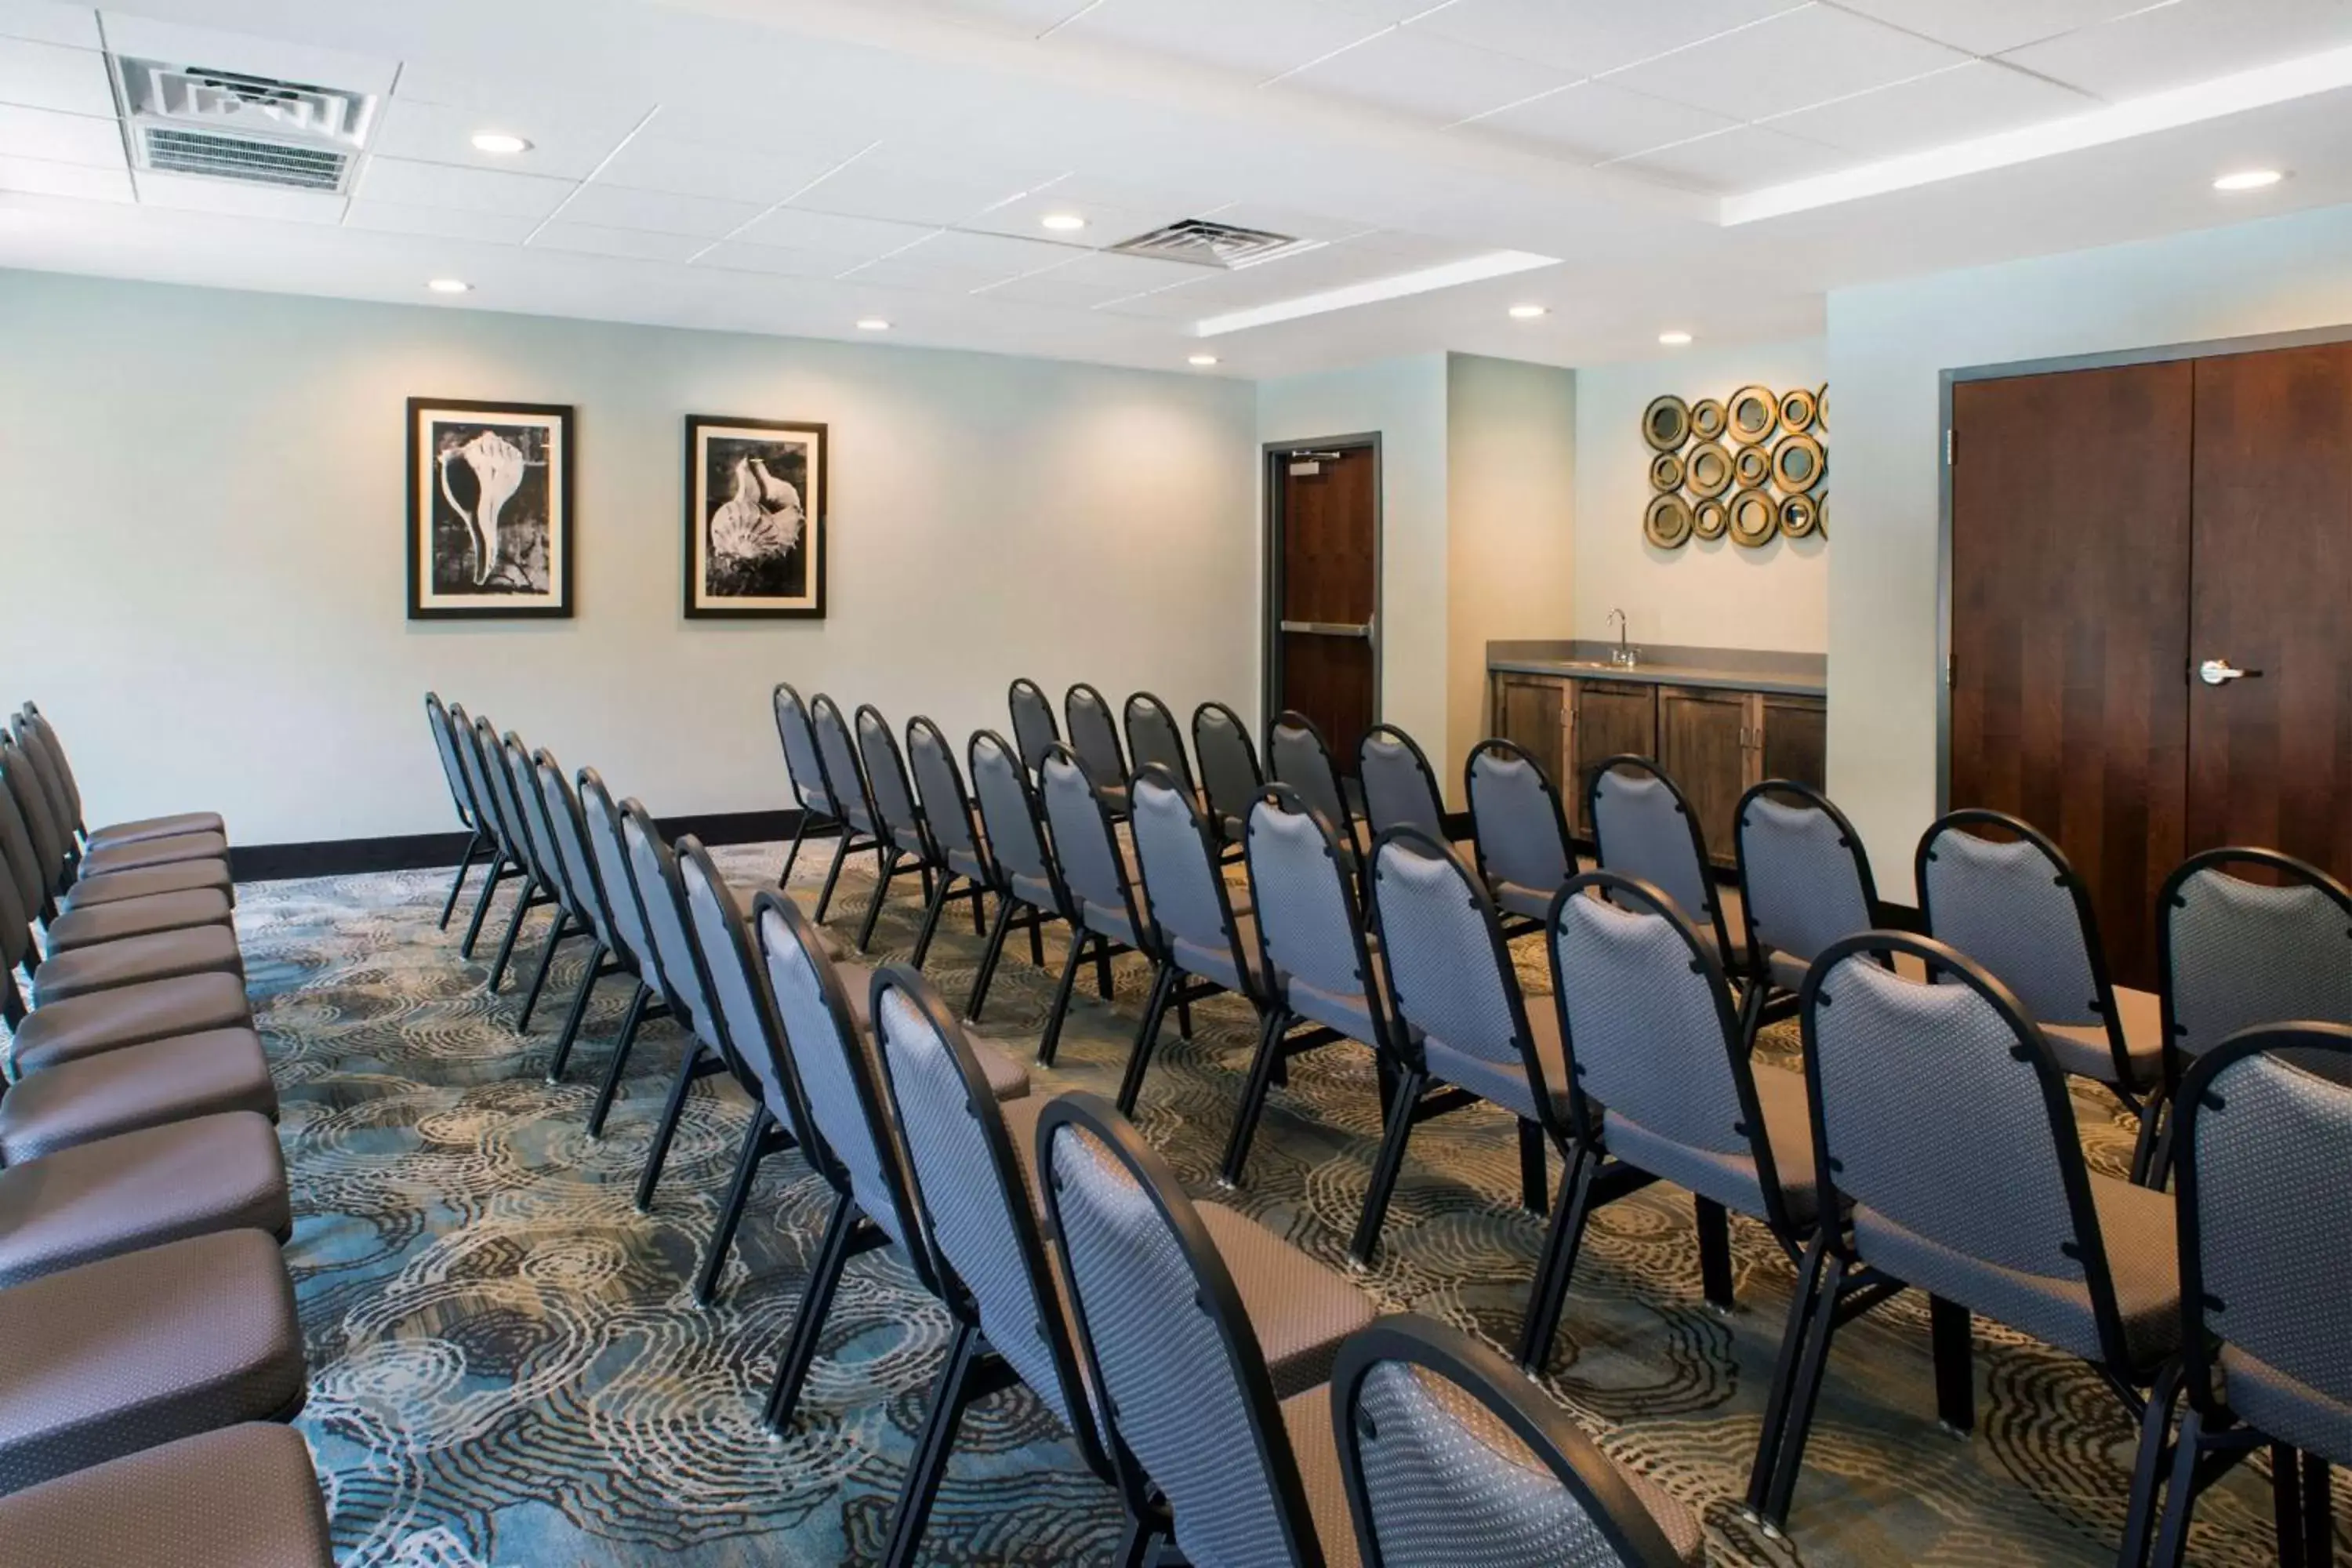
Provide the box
[1829,0,2178,58]
[1284,27,1579,122]
[355,157,575,219]
[734,205,938,258]
[1344,227,1488,262]
[0,36,109,114]
[891,225,1076,275]
[1604,5,1972,123]
[1091,280,1218,318]
[977,267,1140,308]
[95,13,397,97]
[918,0,1102,34]
[1999,0,2352,100]
[532,221,705,263]
[695,240,862,278]
[594,132,864,206]
[960,187,1185,246]
[0,148,124,198]
[1024,246,1219,291]
[131,169,345,222]
[0,101,115,165]
[1065,0,1391,82]
[1764,60,2097,154]
[557,181,760,238]
[1191,201,1379,242]
[833,256,990,292]
[788,147,1062,227]
[0,2,99,49]
[1607,122,1857,191]
[1472,79,1740,161]
[368,96,646,182]
[1415,0,1811,74]
[342,198,538,244]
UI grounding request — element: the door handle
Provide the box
[1280,620,1374,638]
[2198,659,2263,686]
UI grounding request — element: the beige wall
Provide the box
[0,270,1260,844]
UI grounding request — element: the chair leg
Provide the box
[1696,1197,1735,1310]
[515,909,572,1032]
[1093,935,1114,999]
[1112,1515,1162,1568]
[764,1193,856,1434]
[812,831,852,924]
[965,896,1016,1022]
[879,1318,982,1568]
[2148,1407,2209,1568]
[1744,1230,1831,1519]
[1036,929,1091,1067]
[486,881,543,991]
[458,855,510,956]
[1930,1295,1975,1434]
[2129,1091,2169,1188]
[1348,1065,1428,1265]
[694,1108,771,1306]
[1519,1119,1549,1218]
[1176,990,1193,1041]
[2298,1450,2331,1568]
[1027,909,1046,966]
[586,980,652,1138]
[1218,1010,1291,1189]
[437,831,485,929]
[909,870,956,969]
[971,886,987,936]
[857,850,900,953]
[2118,1361,2185,1568]
[1759,1252,1851,1530]
[1515,1145,1600,1369]
[1115,963,1176,1116]
[543,946,607,1083]
[779,812,810,887]
[634,1040,710,1212]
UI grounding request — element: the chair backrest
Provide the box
[772,681,834,818]
[620,798,715,1042]
[448,705,512,857]
[424,692,477,828]
[0,754,49,928]
[1916,810,2111,1031]
[1007,678,1061,776]
[808,695,875,835]
[2174,1024,2352,1430]
[1268,710,1350,836]
[904,717,984,872]
[1123,691,1194,794]
[8,717,79,842]
[16,710,82,833]
[2158,848,2352,1068]
[677,839,817,1145]
[576,767,662,989]
[1370,829,1544,1106]
[855,703,930,862]
[533,750,614,950]
[1802,932,2129,1365]
[1039,745,1141,942]
[967,730,1064,909]
[1466,740,1573,906]
[0,739,64,897]
[1735,781,1878,971]
[1359,724,1446,841]
[1332,1315,1693,1568]
[870,967,1105,1457]
[1588,757,1727,955]
[1247,785,1387,1042]
[474,716,550,884]
[1039,1093,1327,1568]
[1193,700,1264,844]
[1127,764,1250,988]
[1064,682,1128,792]
[506,732,582,916]
[753,891,931,1272]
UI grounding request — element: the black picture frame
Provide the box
[406,397,575,620]
[684,416,829,619]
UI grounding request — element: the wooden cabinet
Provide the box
[1658,686,1751,866]
[1491,673,1568,789]
[1565,680,1658,837]
[1759,692,1827,792]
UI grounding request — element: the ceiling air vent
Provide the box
[1109,218,1310,270]
[111,57,378,194]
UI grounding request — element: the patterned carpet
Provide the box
[216,842,2341,1566]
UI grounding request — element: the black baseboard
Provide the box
[230,809,811,883]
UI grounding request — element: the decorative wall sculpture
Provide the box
[408,399,575,619]
[684,416,828,619]
[1642,384,1827,550]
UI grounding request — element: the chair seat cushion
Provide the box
[1603,1060,1820,1229]
[0,1229,305,1495]
[1279,1386,1364,1568]
[56,858,234,912]
[1492,878,1559,925]
[2042,985,2163,1090]
[1198,1201,1377,1399]
[1425,1004,1571,1127]
[0,1423,329,1567]
[40,889,236,957]
[2220,1343,2352,1465]
[1171,914,1265,1000]
[0,1029,277,1165]
[73,832,228,878]
[7,971,252,1075]
[967,1031,1032,1102]
[0,1112,289,1289]
[27,924,243,1007]
[82,812,227,852]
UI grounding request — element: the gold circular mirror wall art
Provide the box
[1637,383,1825,550]
[1642,394,1692,452]
[1772,432,1825,492]
[1644,492,1693,548]
[1777,387,1819,431]
[1727,488,1778,546]
[1693,498,1728,539]
[1779,492,1819,538]
[1733,444,1772,488]
[1691,397,1727,441]
[1727,385,1777,445]
[1685,441,1733,499]
[1650,451,1686,491]
[1816,491,1828,536]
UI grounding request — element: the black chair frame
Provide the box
[1192,699,1264,858]
[961,729,1077,1026]
[1463,735,1577,940]
[1033,742,1144,1065]
[902,714,995,971]
[773,681,844,888]
[1733,778,1881,1045]
[1585,753,1737,965]
[424,692,488,929]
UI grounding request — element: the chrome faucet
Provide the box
[1608,608,1638,668]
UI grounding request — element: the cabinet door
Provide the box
[1566,681,1658,837]
[1657,686,1750,868]
[1758,694,1827,793]
[1492,675,1567,789]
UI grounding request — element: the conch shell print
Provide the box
[709,456,804,572]
[440,430,528,586]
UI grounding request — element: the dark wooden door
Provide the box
[1658,685,1749,868]
[2187,343,2352,885]
[1566,680,1658,837]
[1759,694,1827,793]
[1950,361,2194,987]
[1493,674,1566,789]
[1273,445,1377,771]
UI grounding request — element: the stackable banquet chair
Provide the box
[1123,691,1196,797]
[1267,711,1357,854]
[1466,738,1577,934]
[901,716,995,969]
[528,751,633,1082]
[445,705,526,958]
[851,704,941,952]
[424,693,489,928]
[1918,810,2162,1177]
[2130,1023,2350,1568]
[501,731,603,1033]
[1588,757,1744,975]
[1358,724,1447,843]
[2,734,229,947]
[0,1424,332,1567]
[1007,678,1061,779]
[1065,683,1131,815]
[1,718,228,922]
[13,702,225,855]
[10,711,225,880]
[1192,700,1263,854]
[575,768,677,1135]
[1038,1091,1378,1567]
[477,716,574,995]
[1733,781,1879,1044]
[1747,934,2181,1543]
[771,682,841,888]
[806,695,884,927]
[1521,870,1821,1370]
[963,730,1073,1024]
[1033,745,1145,1065]
[1331,1315,1704,1567]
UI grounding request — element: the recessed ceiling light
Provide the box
[1508,303,1548,320]
[1189,354,1219,366]
[1658,330,1693,346]
[856,318,891,332]
[1194,251,1561,338]
[426,278,471,294]
[1040,212,1087,232]
[470,132,531,155]
[2212,168,2285,191]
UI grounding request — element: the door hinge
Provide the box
[1945,427,1955,465]
[1947,655,1956,688]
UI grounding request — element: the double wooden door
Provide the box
[1269,444,1377,771]
[1949,340,2352,988]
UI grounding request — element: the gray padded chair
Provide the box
[772,682,840,887]
[470,715,560,993]
[616,799,735,1214]
[1588,757,1740,972]
[1039,1091,1378,1568]
[902,716,995,969]
[445,706,526,958]
[503,732,601,1033]
[1124,691,1196,797]
[1036,744,1145,1066]
[808,694,884,927]
[1007,677,1060,779]
[1065,683,1131,817]
[0,1025,278,1165]
[1333,1315,1704,1568]
[1733,780,1878,1042]
[963,730,1073,1025]
[1749,932,2180,1535]
[1467,739,1576,932]
[575,768,677,1137]
[14,706,223,852]
[1523,870,1817,1370]
[528,751,630,1083]
[2134,1023,2351,1568]
[5,970,254,1079]
[1,736,227,953]
[1917,811,2160,1170]
[851,703,940,952]
[1269,710,1356,852]
[425,692,488,928]
[0,1422,332,1568]
[1359,724,1447,843]
[1193,700,1264,853]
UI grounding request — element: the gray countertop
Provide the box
[1486,640,1827,697]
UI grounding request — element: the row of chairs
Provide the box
[0,706,332,1565]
